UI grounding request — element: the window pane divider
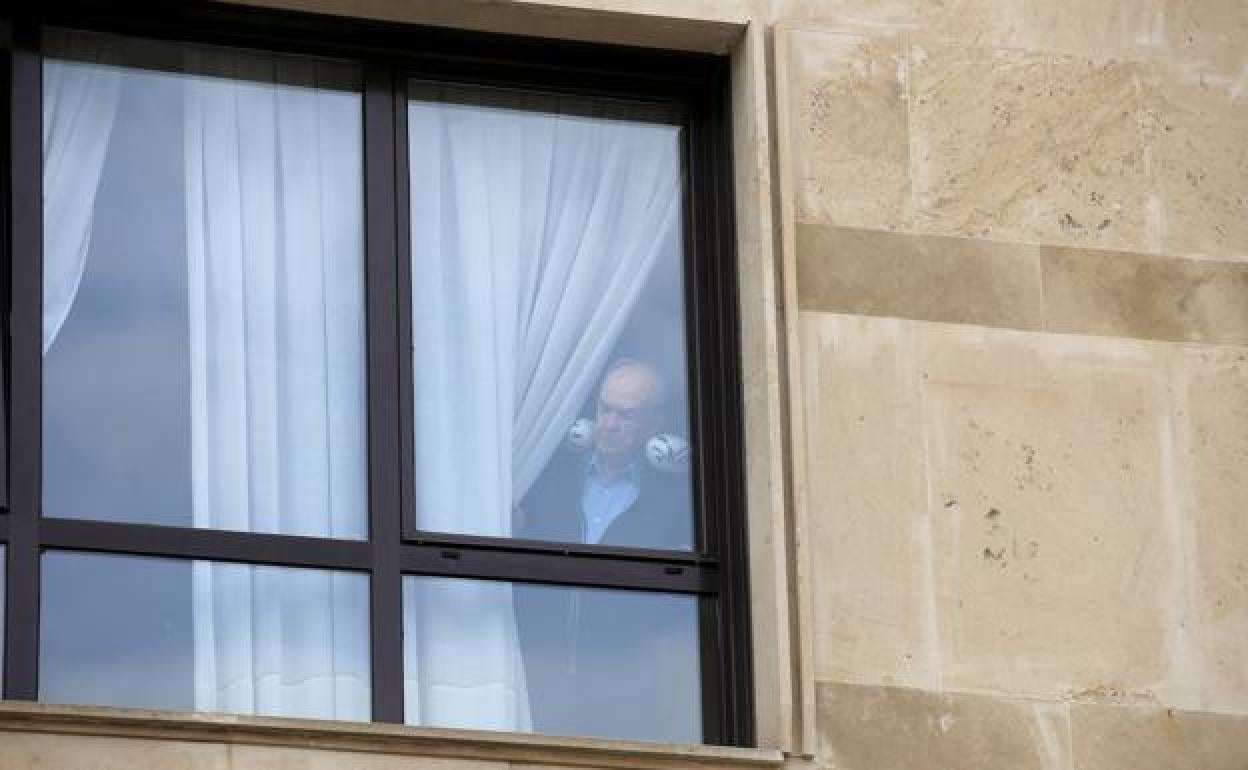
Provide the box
[399,543,717,595]
[38,519,373,571]
[402,530,718,567]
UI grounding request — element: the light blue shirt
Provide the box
[581,455,641,544]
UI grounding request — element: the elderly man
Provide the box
[515,359,697,739]
[517,359,692,550]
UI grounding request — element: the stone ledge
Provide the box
[0,701,785,770]
[217,0,749,54]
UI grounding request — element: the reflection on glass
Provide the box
[408,82,695,551]
[41,29,366,538]
[403,575,700,743]
[40,550,370,719]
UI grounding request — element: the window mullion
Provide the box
[4,17,42,702]
[393,74,416,545]
[702,72,754,748]
[363,61,405,724]
[0,17,11,513]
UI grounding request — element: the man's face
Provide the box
[594,366,660,461]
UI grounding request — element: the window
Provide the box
[1,2,750,746]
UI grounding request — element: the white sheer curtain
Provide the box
[182,51,369,719]
[43,33,369,720]
[42,37,121,353]
[403,91,681,729]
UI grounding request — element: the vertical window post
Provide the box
[5,16,42,701]
[363,60,404,724]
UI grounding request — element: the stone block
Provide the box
[0,732,229,770]
[771,0,915,28]
[800,312,937,688]
[1041,247,1248,344]
[785,28,911,231]
[1070,703,1248,770]
[919,325,1177,700]
[795,224,1044,330]
[914,0,1165,59]
[1018,0,1165,58]
[1174,347,1248,713]
[910,42,1154,252]
[816,682,1072,770]
[1164,0,1248,77]
[915,0,1026,49]
[1148,61,1248,262]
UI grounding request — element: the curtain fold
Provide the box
[42,36,122,353]
[183,50,369,719]
[404,91,681,730]
[44,31,369,720]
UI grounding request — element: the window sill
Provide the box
[0,701,784,770]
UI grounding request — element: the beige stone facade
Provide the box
[779,1,1248,766]
[3,1,1245,769]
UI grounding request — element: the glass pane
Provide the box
[40,550,370,719]
[403,575,700,742]
[41,29,367,538]
[408,82,695,551]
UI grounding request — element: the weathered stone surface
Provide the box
[795,225,1044,330]
[799,318,1248,710]
[910,43,1154,252]
[1070,703,1248,770]
[1164,0,1248,76]
[517,0,758,16]
[1043,54,1156,251]
[800,312,937,689]
[1018,0,1165,58]
[226,745,503,770]
[777,0,1165,60]
[771,0,915,28]
[1174,347,1248,714]
[919,325,1176,700]
[785,28,911,230]
[1041,247,1248,344]
[1148,61,1248,262]
[915,0,1026,48]
[0,732,230,770]
[816,682,1072,770]
[910,43,1045,242]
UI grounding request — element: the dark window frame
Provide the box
[1,0,752,747]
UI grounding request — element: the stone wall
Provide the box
[775,1,1248,767]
